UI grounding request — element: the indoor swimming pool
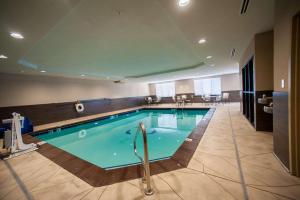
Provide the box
[36,109,208,169]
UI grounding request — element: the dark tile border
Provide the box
[23,107,215,187]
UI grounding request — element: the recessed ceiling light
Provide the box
[80,74,85,77]
[40,70,46,73]
[206,56,213,59]
[10,32,24,39]
[178,0,190,7]
[0,55,8,59]
[198,38,206,44]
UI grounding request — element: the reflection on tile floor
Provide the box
[1,103,300,200]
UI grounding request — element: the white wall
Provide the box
[149,73,240,95]
[220,73,240,91]
[0,73,149,107]
[175,79,194,94]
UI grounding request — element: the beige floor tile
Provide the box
[187,157,204,172]
[247,187,287,200]
[0,185,33,200]
[158,169,236,200]
[207,175,244,200]
[240,153,288,172]
[31,167,90,192]
[192,151,240,181]
[241,161,300,186]
[251,185,300,200]
[72,187,106,200]
[97,181,144,200]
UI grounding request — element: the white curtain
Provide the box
[155,82,175,97]
[194,78,221,95]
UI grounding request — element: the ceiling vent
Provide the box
[240,0,250,15]
[113,80,127,84]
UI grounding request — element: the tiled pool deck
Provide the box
[1,103,300,200]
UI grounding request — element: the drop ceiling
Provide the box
[0,0,274,82]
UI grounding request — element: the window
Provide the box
[194,78,221,95]
[155,82,175,97]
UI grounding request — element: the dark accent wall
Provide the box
[273,92,289,169]
[0,97,146,126]
[222,90,241,102]
[255,91,273,132]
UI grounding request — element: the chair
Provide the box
[202,94,211,106]
[176,96,183,106]
[145,97,153,106]
[222,93,230,103]
[172,96,176,104]
[190,95,194,104]
[181,95,191,105]
[214,95,222,105]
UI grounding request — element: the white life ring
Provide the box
[75,103,84,113]
[78,129,87,138]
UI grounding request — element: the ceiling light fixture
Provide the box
[10,32,24,39]
[178,0,190,7]
[206,56,213,59]
[40,70,46,73]
[0,55,8,59]
[198,38,206,44]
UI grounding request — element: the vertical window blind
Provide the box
[194,78,221,95]
[155,82,175,97]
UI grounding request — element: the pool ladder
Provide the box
[133,122,154,196]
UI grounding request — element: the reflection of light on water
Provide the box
[113,152,117,156]
[177,140,180,143]
[78,129,87,138]
[158,114,177,128]
[94,122,98,125]
[195,115,204,125]
[158,137,161,140]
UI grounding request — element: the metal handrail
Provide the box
[133,122,154,196]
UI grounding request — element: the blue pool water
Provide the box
[37,109,208,169]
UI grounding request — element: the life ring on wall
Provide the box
[75,103,84,113]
